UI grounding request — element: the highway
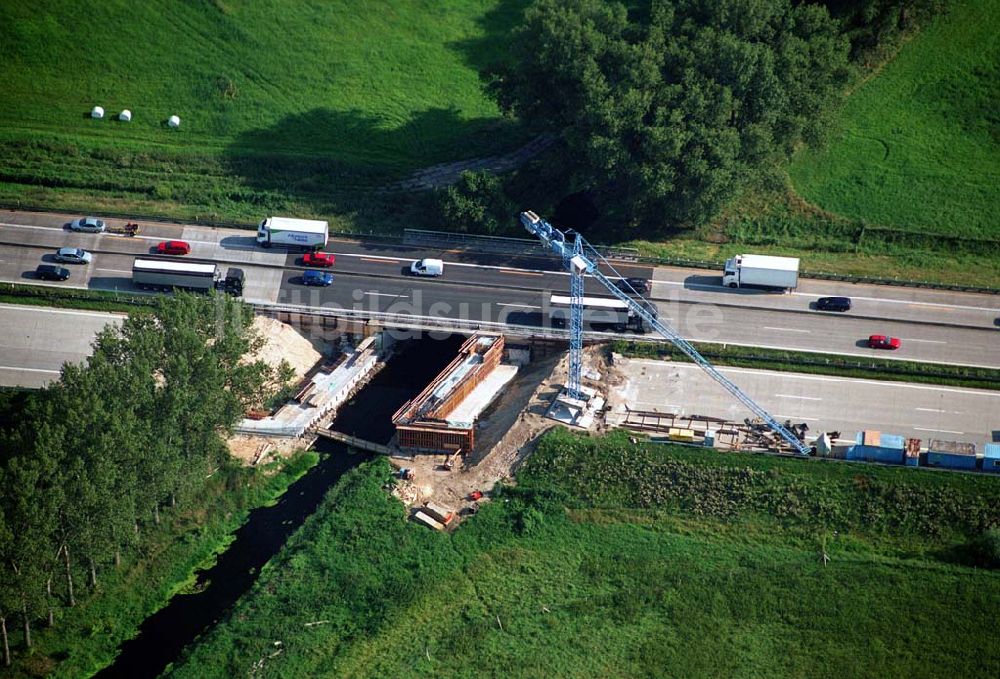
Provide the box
[1,210,998,371]
[0,304,121,387]
[615,358,1000,446]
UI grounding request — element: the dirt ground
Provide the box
[227,434,307,467]
[390,346,616,519]
[246,315,327,381]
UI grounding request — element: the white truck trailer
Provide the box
[256,216,329,250]
[722,254,799,291]
[132,259,244,296]
[549,294,655,333]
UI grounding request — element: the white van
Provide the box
[410,258,443,277]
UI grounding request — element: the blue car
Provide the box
[301,270,333,286]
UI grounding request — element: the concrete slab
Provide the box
[609,356,1000,446]
[446,364,519,427]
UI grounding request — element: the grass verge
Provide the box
[165,435,1000,678]
[0,283,154,314]
[610,339,1000,390]
[7,451,318,679]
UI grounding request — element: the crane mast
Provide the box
[520,210,810,456]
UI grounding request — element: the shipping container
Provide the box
[846,445,904,465]
[983,443,1000,474]
[926,440,978,470]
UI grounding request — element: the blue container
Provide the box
[983,443,1000,474]
[904,454,919,467]
[925,451,977,470]
[847,445,904,465]
[880,434,905,450]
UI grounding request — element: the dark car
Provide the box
[301,270,334,286]
[816,296,852,312]
[613,277,650,295]
[36,264,71,281]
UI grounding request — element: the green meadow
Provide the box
[0,0,527,221]
[167,432,1000,678]
[788,0,999,239]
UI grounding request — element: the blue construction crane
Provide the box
[520,210,811,456]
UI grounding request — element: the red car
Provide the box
[868,335,901,350]
[302,252,335,267]
[156,240,191,255]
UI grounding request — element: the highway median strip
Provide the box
[611,340,1000,392]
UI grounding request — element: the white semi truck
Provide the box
[132,259,244,296]
[722,254,799,291]
[549,294,656,333]
[256,216,329,250]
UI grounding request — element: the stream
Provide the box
[95,334,463,678]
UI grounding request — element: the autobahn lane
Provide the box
[0,304,122,387]
[619,359,1000,445]
[2,213,998,367]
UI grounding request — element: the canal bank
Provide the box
[96,334,465,678]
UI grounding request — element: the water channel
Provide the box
[95,334,464,678]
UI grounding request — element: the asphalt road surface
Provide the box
[615,358,1000,447]
[0,304,121,387]
[1,210,997,369]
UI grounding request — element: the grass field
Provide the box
[788,0,999,239]
[167,434,1000,678]
[0,0,527,223]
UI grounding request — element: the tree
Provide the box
[489,0,851,228]
[438,170,518,235]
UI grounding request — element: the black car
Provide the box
[816,296,851,312]
[36,264,71,281]
[613,277,650,295]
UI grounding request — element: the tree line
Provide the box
[0,294,287,666]
[439,0,950,235]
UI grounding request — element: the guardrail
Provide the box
[403,228,640,261]
[3,201,994,293]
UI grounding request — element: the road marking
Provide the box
[913,427,965,435]
[360,257,403,264]
[363,292,407,298]
[645,360,1000,395]
[95,268,132,275]
[497,303,541,310]
[0,303,122,319]
[775,394,822,401]
[762,326,810,333]
[776,415,818,421]
[501,269,544,276]
[901,338,947,344]
[0,365,60,375]
[915,407,946,413]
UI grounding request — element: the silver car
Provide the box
[54,247,92,264]
[69,217,106,233]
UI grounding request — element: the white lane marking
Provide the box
[902,338,947,344]
[776,415,818,421]
[915,407,945,413]
[913,427,965,435]
[762,326,810,333]
[95,268,132,275]
[640,359,1000,396]
[0,365,60,374]
[0,303,123,319]
[497,303,541,310]
[680,337,999,370]
[775,394,822,401]
[363,292,407,298]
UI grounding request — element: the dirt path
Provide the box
[383,133,556,191]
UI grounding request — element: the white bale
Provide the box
[167,115,181,128]
[119,109,132,122]
[91,106,104,119]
